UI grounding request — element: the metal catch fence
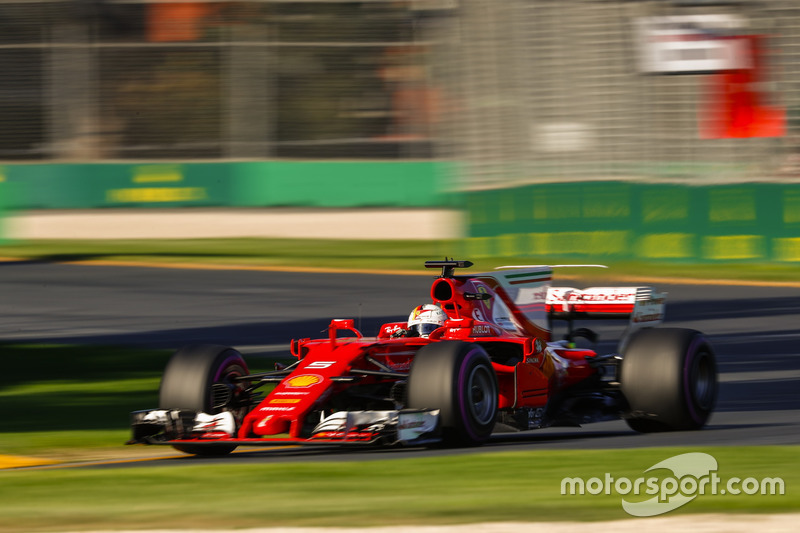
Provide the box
[1,0,799,187]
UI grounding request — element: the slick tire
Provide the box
[159,344,250,455]
[620,328,717,432]
[407,341,498,446]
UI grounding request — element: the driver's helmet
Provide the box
[407,304,447,338]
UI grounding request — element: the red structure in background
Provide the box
[700,35,785,139]
[147,3,216,42]
[378,46,442,141]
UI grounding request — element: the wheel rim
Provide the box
[467,364,497,425]
[214,361,250,424]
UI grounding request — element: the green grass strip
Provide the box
[0,447,796,531]
[2,237,800,283]
[0,344,284,457]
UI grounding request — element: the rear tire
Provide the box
[620,328,717,432]
[407,341,498,446]
[159,344,250,455]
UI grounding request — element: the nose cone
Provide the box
[251,413,291,436]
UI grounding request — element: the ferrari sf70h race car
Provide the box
[129,260,718,455]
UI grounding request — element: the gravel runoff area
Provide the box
[67,514,800,533]
[3,208,465,240]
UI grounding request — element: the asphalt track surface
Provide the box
[1,261,799,468]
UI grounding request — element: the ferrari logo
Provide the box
[477,285,491,309]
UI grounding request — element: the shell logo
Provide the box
[286,374,322,388]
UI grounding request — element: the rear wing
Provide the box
[547,286,663,318]
[546,286,666,351]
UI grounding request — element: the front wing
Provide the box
[129,408,441,448]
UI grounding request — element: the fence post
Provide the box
[225,22,273,158]
[49,21,100,160]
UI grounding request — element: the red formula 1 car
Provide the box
[130,260,718,455]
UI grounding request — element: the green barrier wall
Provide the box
[0,161,454,209]
[0,167,7,243]
[465,181,800,263]
[5,161,800,265]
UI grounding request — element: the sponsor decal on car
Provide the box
[516,286,549,305]
[471,324,493,336]
[632,295,666,323]
[397,410,439,442]
[256,415,278,429]
[286,375,323,388]
[388,360,412,371]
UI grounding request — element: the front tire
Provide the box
[407,341,498,446]
[620,328,717,432]
[159,344,250,455]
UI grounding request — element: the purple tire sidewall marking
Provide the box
[211,352,246,408]
[456,347,488,442]
[213,353,246,382]
[683,336,706,424]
